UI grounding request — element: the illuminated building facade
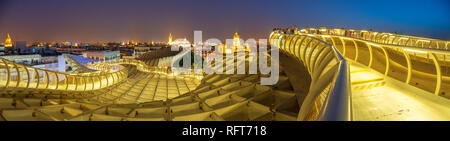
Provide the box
[0,54,42,65]
[219,32,250,54]
[171,38,191,47]
[83,50,121,61]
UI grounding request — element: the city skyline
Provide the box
[0,0,449,42]
[0,0,450,126]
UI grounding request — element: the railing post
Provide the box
[2,59,10,88]
[110,73,115,86]
[24,66,30,88]
[55,72,59,90]
[329,37,337,51]
[105,72,110,87]
[13,63,19,88]
[402,51,412,84]
[430,53,442,96]
[74,75,78,91]
[65,74,69,91]
[35,68,40,89]
[380,46,390,76]
[45,71,50,89]
[98,75,102,89]
[339,37,346,57]
[367,44,373,68]
[352,40,359,61]
[84,76,87,91]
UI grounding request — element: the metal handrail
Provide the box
[296,32,450,96]
[299,28,449,50]
[270,30,352,121]
[0,57,128,92]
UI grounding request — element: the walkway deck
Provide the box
[350,62,450,120]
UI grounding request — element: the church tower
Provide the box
[168,33,173,45]
[4,33,12,47]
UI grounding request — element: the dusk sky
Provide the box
[0,0,449,42]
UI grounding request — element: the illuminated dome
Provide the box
[4,33,12,47]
